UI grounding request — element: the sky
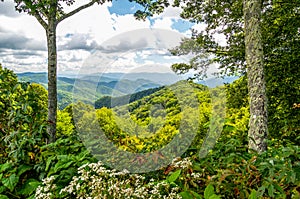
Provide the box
[0,0,223,75]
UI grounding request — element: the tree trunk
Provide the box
[244,0,268,153]
[46,19,57,143]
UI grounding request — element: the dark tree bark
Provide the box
[244,0,268,153]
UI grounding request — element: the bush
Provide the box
[0,65,48,199]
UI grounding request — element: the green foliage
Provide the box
[263,1,300,143]
[225,75,298,145]
[56,110,75,137]
[1,64,298,199]
[166,169,181,183]
[134,0,300,148]
[225,76,249,110]
[0,65,48,198]
[34,134,97,197]
[204,184,220,199]
[76,81,211,155]
[0,65,92,198]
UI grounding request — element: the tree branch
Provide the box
[33,11,48,29]
[57,0,101,24]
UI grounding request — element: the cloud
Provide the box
[0,1,21,17]
[0,0,193,74]
[58,33,99,51]
[12,51,42,59]
[0,29,46,51]
[78,29,188,75]
[98,37,148,53]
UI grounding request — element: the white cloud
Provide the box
[0,0,193,75]
[151,17,174,31]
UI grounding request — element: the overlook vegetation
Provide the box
[0,0,299,198]
[0,65,299,198]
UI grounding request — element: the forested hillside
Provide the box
[1,65,299,198]
[1,0,299,198]
[17,72,162,109]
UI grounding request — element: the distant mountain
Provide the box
[16,72,174,109]
[77,72,184,85]
[197,76,238,87]
[95,86,164,109]
[17,72,48,84]
[16,72,238,109]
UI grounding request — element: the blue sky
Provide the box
[0,0,209,74]
[108,0,143,15]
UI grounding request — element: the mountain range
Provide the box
[17,72,183,109]
[17,72,237,109]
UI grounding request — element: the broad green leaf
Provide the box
[268,184,275,197]
[0,186,6,194]
[273,183,284,194]
[53,161,74,173]
[0,194,9,199]
[0,163,13,173]
[257,186,266,198]
[27,195,35,199]
[2,174,19,192]
[248,190,257,199]
[179,191,194,199]
[204,184,215,199]
[17,165,32,176]
[167,169,181,183]
[45,156,56,171]
[209,194,221,199]
[17,178,40,195]
[190,190,203,199]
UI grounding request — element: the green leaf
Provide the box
[17,164,32,176]
[166,169,181,183]
[0,163,13,173]
[2,174,19,192]
[257,186,266,198]
[190,190,203,199]
[45,156,56,171]
[17,178,41,195]
[27,195,35,199]
[209,194,221,199]
[267,184,275,197]
[0,194,9,199]
[273,183,284,194]
[248,190,257,199]
[0,186,6,194]
[204,184,215,199]
[53,161,74,173]
[180,191,195,199]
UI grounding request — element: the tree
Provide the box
[243,0,267,153]
[175,0,299,148]
[1,0,107,143]
[262,1,300,143]
[134,0,300,152]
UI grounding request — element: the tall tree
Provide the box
[131,0,279,153]
[243,0,267,153]
[2,0,107,143]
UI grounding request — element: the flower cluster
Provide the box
[35,176,56,199]
[35,161,182,199]
[171,157,193,170]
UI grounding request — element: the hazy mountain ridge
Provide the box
[16,72,180,109]
[17,72,236,109]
